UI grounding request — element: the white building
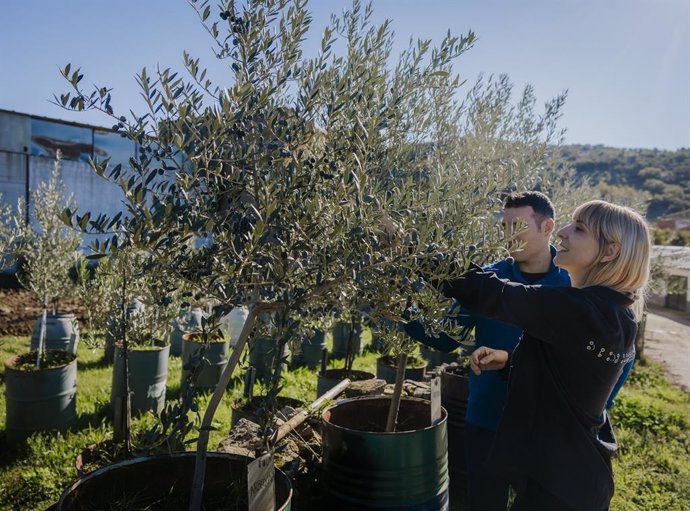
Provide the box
[650,245,690,312]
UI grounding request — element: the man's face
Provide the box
[502,206,550,263]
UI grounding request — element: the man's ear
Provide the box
[601,242,621,263]
[542,218,555,237]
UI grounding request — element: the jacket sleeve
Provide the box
[606,358,634,409]
[402,301,475,353]
[439,267,596,350]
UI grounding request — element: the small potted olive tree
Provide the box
[5,152,82,444]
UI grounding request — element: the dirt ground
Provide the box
[0,288,85,337]
[644,305,690,392]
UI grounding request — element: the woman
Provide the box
[440,200,650,511]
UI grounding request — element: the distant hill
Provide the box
[559,144,690,219]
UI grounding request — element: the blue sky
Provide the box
[1,0,688,150]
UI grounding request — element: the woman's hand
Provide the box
[470,347,509,375]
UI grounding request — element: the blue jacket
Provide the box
[406,247,571,430]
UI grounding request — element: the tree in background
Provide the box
[14,152,82,368]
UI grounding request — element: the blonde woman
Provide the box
[440,200,650,511]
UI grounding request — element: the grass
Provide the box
[609,356,690,511]
[0,332,688,510]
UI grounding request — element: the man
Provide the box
[405,191,570,511]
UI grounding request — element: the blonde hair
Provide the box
[573,200,650,320]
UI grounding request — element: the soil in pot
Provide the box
[316,368,376,397]
[231,395,305,428]
[7,350,75,371]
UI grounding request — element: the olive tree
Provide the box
[56,0,567,506]
[15,152,81,368]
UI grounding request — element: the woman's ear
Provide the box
[601,242,621,263]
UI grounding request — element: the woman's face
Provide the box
[554,219,601,277]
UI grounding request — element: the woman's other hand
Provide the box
[470,347,509,375]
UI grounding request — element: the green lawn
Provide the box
[0,332,688,510]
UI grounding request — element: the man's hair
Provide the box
[504,191,555,225]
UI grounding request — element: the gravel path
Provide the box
[644,305,690,392]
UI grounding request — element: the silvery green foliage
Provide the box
[0,197,19,270]
[54,0,573,497]
[98,247,181,348]
[15,153,81,309]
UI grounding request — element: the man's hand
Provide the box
[470,347,509,375]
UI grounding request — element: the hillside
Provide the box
[559,144,690,219]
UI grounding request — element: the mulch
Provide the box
[0,288,85,337]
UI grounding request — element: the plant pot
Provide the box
[331,321,362,359]
[293,330,327,368]
[321,396,449,510]
[375,355,427,384]
[420,345,459,372]
[57,452,293,510]
[316,368,376,398]
[31,313,80,356]
[4,351,77,444]
[111,345,169,417]
[440,364,470,502]
[180,337,230,391]
[220,306,249,347]
[169,307,203,357]
[369,333,387,352]
[231,395,305,429]
[249,337,289,381]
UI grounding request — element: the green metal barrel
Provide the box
[169,307,203,357]
[31,313,80,355]
[4,353,77,444]
[57,452,292,510]
[331,321,362,359]
[180,338,229,391]
[294,330,327,368]
[375,355,427,384]
[322,396,449,510]
[248,337,289,380]
[111,345,169,416]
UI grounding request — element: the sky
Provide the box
[1,0,688,150]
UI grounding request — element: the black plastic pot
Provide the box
[57,452,293,510]
[321,396,449,510]
[440,365,470,502]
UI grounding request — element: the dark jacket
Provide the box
[440,267,636,511]
[405,250,571,430]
